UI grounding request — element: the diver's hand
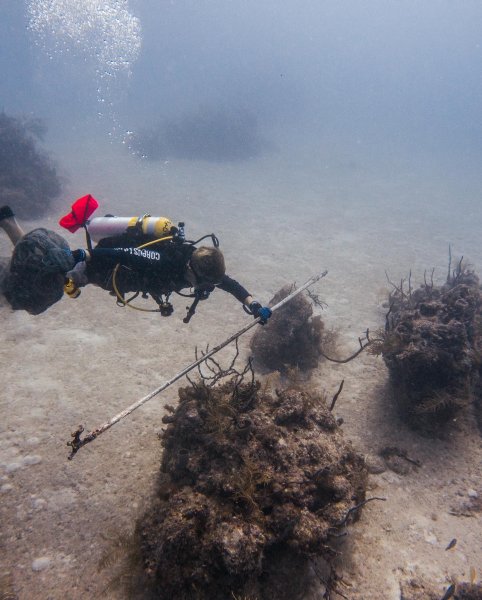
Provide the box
[249,301,272,324]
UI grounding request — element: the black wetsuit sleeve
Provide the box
[217,275,250,303]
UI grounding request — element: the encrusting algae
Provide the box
[133,371,368,599]
[250,284,336,373]
[373,262,482,434]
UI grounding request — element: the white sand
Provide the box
[1,130,481,599]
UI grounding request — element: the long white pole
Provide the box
[67,270,328,459]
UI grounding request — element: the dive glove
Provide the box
[249,301,272,324]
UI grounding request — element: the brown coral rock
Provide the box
[137,379,368,599]
[249,284,328,372]
[380,268,482,433]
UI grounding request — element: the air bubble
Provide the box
[26,0,141,116]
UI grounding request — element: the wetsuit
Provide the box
[78,234,250,303]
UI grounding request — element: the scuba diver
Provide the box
[0,196,272,324]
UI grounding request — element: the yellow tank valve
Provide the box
[64,278,81,298]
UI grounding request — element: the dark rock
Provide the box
[0,113,61,218]
[128,107,266,163]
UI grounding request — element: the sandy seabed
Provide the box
[1,128,481,599]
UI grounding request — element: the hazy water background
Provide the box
[1,0,482,318]
[2,4,482,597]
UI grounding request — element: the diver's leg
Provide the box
[0,256,10,294]
[0,206,25,246]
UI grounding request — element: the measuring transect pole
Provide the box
[67,270,328,459]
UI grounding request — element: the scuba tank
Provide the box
[86,215,173,242]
